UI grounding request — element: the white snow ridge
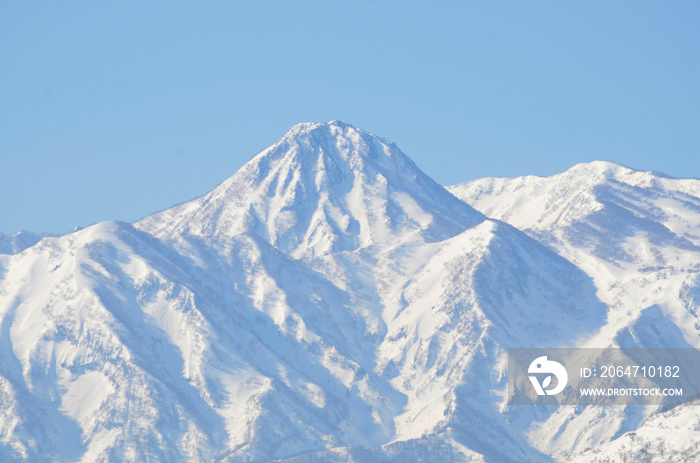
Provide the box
[1,121,699,462]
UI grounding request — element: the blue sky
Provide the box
[2,1,699,234]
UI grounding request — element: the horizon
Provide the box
[2,119,698,236]
[2,120,694,238]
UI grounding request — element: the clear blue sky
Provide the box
[2,1,699,234]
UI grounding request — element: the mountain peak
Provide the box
[562,161,680,192]
[565,160,637,180]
[271,121,395,164]
[448,159,700,258]
[137,122,483,257]
[327,119,352,127]
[285,120,356,133]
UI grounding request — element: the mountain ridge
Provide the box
[449,160,700,461]
[1,125,699,462]
[137,121,484,260]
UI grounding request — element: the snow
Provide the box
[1,123,699,461]
[449,160,700,461]
[0,231,56,255]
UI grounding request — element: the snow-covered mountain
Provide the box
[0,231,55,255]
[137,121,483,257]
[450,162,700,461]
[0,123,698,462]
[449,161,700,349]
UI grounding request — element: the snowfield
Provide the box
[1,122,699,462]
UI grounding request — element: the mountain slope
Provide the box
[0,231,56,255]
[448,161,700,256]
[137,121,483,258]
[449,161,700,461]
[448,161,700,347]
[0,122,609,462]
